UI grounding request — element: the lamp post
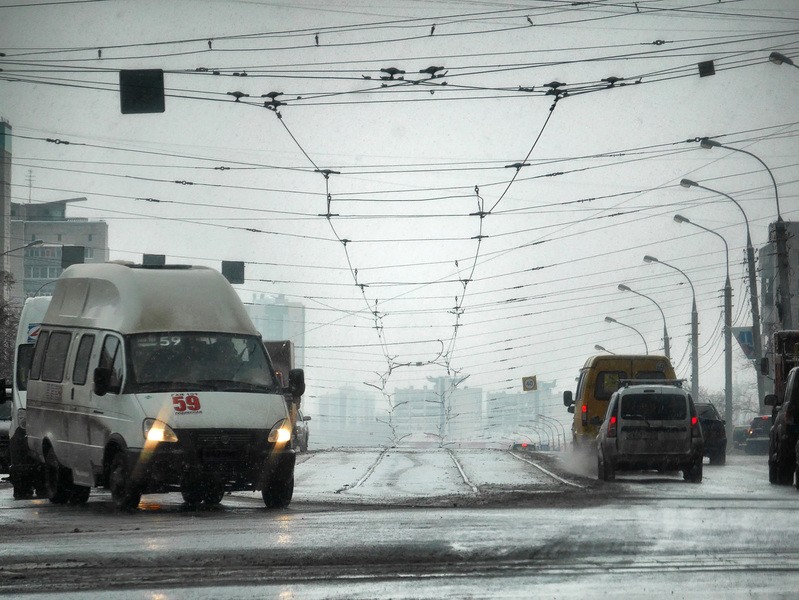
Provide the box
[673,214,733,441]
[538,414,567,451]
[769,51,799,69]
[644,255,699,399]
[0,239,44,301]
[604,316,648,354]
[699,138,792,330]
[618,283,670,359]
[594,344,615,354]
[680,178,766,411]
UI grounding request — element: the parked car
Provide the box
[732,426,749,450]
[695,402,727,465]
[294,410,311,452]
[744,415,771,455]
[596,380,703,483]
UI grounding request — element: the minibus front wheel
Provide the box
[108,452,142,511]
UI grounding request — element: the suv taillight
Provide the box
[691,415,701,438]
[581,404,588,426]
[608,415,617,438]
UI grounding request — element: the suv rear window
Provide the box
[620,394,687,421]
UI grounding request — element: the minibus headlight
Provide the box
[143,419,178,443]
[268,419,292,444]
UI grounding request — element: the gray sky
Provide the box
[2,0,798,425]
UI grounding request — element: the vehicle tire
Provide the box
[683,459,703,483]
[262,474,294,508]
[44,447,73,504]
[775,452,794,485]
[108,452,141,511]
[68,485,91,505]
[709,451,726,466]
[202,479,225,505]
[769,437,778,484]
[180,486,204,505]
[596,456,604,481]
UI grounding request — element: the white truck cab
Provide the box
[25,263,304,510]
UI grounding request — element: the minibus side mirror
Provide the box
[764,393,779,407]
[286,368,305,400]
[563,390,573,407]
[303,414,312,422]
[93,367,112,397]
[567,405,575,414]
[760,357,769,375]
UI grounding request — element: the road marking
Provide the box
[508,452,584,488]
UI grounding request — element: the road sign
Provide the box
[522,376,537,391]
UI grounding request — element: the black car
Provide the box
[745,415,771,455]
[695,402,727,465]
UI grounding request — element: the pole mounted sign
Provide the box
[522,376,537,392]
[732,327,756,360]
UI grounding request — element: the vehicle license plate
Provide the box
[626,430,656,441]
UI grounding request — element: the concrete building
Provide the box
[243,293,306,368]
[313,385,388,448]
[8,198,109,303]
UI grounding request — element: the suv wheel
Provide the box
[709,451,726,466]
[683,458,703,483]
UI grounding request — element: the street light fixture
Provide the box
[618,283,670,359]
[594,344,615,354]
[1,239,44,257]
[680,178,766,411]
[769,51,798,68]
[698,138,791,329]
[644,254,699,399]
[673,214,733,441]
[604,315,648,354]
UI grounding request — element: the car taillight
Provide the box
[581,404,588,426]
[608,415,617,438]
[691,415,701,438]
[521,443,528,448]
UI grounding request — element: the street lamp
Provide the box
[0,240,44,301]
[538,414,567,451]
[680,178,766,411]
[769,51,798,68]
[1,239,44,258]
[698,138,792,329]
[604,315,648,354]
[594,344,615,354]
[644,254,699,399]
[673,214,733,441]
[618,283,670,359]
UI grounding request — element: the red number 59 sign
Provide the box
[172,393,201,412]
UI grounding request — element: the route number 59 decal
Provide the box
[172,393,201,412]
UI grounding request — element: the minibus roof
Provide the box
[43,263,258,335]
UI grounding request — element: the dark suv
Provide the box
[745,415,771,455]
[695,402,727,465]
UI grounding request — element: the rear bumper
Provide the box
[605,444,703,471]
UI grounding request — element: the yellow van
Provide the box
[563,354,676,449]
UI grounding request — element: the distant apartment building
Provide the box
[394,377,484,442]
[314,385,388,447]
[243,293,306,368]
[8,198,109,304]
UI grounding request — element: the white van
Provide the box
[25,263,304,510]
[7,296,51,499]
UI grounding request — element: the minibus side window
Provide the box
[29,331,49,381]
[41,332,72,383]
[595,371,627,400]
[99,336,124,394]
[72,334,96,386]
[15,344,35,390]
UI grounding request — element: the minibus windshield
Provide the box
[127,333,280,393]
